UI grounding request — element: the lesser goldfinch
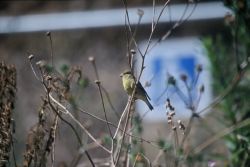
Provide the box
[120,70,153,110]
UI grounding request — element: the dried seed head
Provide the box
[177,120,185,130]
[47,86,52,92]
[88,56,95,62]
[0,61,5,66]
[130,49,136,55]
[28,54,34,60]
[224,13,235,25]
[168,76,176,85]
[169,111,175,117]
[172,126,176,131]
[39,109,45,122]
[43,98,48,105]
[36,60,46,68]
[137,9,144,17]
[197,64,203,72]
[95,80,101,84]
[135,154,143,162]
[166,98,173,109]
[169,106,175,111]
[179,123,185,130]
[144,81,151,87]
[46,75,52,81]
[200,84,205,93]
[240,60,248,70]
[180,74,187,82]
[46,31,51,36]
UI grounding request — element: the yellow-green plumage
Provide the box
[121,71,153,110]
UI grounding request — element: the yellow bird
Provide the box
[120,70,153,110]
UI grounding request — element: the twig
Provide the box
[191,118,250,155]
[77,105,158,147]
[152,150,164,166]
[28,54,41,81]
[89,56,120,119]
[45,83,96,167]
[113,102,129,139]
[114,96,135,165]
[152,2,156,30]
[192,69,201,89]
[89,57,113,138]
[149,1,198,51]
[122,0,144,57]
[96,80,113,138]
[180,115,194,147]
[49,93,111,153]
[183,78,193,109]
[125,101,135,167]
[128,9,143,49]
[194,86,203,111]
[140,152,152,167]
[233,14,241,72]
[11,136,17,167]
[101,85,120,119]
[111,100,130,166]
[51,115,59,167]
[198,70,246,114]
[46,31,55,67]
[132,153,139,167]
[133,152,152,167]
[115,1,171,164]
[31,63,96,167]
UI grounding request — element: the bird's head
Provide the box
[120,70,132,77]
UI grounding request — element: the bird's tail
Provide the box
[145,98,154,110]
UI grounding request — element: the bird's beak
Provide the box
[119,73,123,77]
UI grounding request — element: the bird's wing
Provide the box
[137,82,151,100]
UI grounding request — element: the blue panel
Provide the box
[178,55,196,81]
[151,57,163,102]
[152,57,162,74]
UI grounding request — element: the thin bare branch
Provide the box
[192,118,250,155]
[46,31,54,67]
[49,93,111,153]
[96,80,113,138]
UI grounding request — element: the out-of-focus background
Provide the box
[1,0,249,166]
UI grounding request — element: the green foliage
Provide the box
[203,1,250,165]
[157,139,171,152]
[77,77,89,88]
[101,134,113,145]
[167,75,176,86]
[68,95,77,110]
[128,114,149,166]
[133,115,143,134]
[186,154,203,166]
[44,64,53,74]
[60,64,69,75]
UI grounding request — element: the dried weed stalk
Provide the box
[0,62,16,167]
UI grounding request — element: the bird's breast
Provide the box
[122,78,134,95]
